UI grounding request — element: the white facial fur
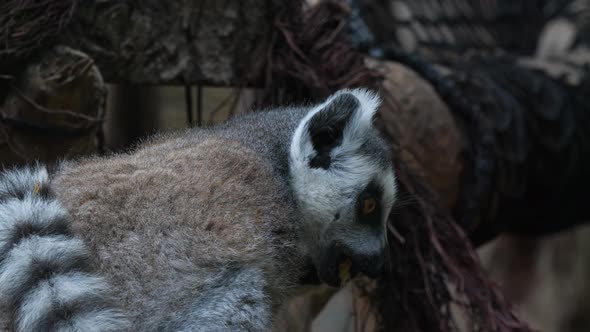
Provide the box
[289,88,397,268]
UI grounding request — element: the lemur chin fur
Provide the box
[0,88,396,331]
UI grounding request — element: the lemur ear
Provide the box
[290,88,381,170]
[303,89,381,169]
[306,93,359,168]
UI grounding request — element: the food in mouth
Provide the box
[338,258,352,286]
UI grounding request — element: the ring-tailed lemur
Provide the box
[0,88,396,331]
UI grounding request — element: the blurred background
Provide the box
[2,0,590,331]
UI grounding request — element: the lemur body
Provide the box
[0,89,396,331]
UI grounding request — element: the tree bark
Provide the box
[0,45,105,166]
[64,0,273,85]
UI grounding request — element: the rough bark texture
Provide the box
[0,45,105,166]
[63,0,272,85]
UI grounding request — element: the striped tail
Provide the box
[0,165,130,332]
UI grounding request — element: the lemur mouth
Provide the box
[294,258,358,287]
[298,260,322,285]
[318,255,359,288]
[317,240,388,287]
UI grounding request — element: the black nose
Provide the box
[317,242,389,287]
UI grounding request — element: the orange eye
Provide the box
[362,198,376,215]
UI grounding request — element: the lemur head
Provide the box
[289,88,397,287]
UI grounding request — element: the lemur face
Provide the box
[289,89,397,286]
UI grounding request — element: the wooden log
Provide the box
[0,45,105,166]
[367,58,464,210]
[64,0,274,85]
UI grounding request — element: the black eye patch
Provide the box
[355,180,383,227]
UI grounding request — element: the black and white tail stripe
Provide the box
[0,166,129,332]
